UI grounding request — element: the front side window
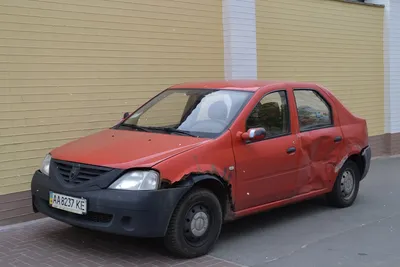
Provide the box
[246,90,290,138]
[294,89,333,131]
[118,89,253,138]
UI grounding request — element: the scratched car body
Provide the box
[30,80,371,258]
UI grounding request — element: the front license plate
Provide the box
[49,191,87,215]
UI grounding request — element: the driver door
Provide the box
[232,89,301,211]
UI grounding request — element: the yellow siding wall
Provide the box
[0,0,224,194]
[256,0,384,136]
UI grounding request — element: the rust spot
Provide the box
[221,167,228,179]
[228,170,233,181]
[193,155,202,172]
[211,164,218,175]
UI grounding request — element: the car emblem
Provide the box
[69,164,80,181]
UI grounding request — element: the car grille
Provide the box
[54,160,112,185]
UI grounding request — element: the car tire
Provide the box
[327,160,360,208]
[164,188,223,258]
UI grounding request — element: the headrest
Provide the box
[261,102,280,117]
[208,100,228,121]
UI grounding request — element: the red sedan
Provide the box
[31,80,371,258]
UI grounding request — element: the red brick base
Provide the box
[369,132,400,157]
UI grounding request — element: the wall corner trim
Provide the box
[223,0,258,80]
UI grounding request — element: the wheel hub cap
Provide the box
[190,211,209,237]
[341,170,355,199]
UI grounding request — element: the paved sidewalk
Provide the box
[0,218,244,267]
[2,157,399,267]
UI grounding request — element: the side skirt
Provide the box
[234,188,330,218]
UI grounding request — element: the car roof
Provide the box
[169,80,321,92]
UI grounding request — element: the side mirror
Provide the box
[239,128,267,142]
[123,112,130,119]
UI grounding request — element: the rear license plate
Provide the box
[49,191,87,215]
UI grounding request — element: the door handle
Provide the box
[334,136,342,143]
[287,147,296,154]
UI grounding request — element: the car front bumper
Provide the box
[31,170,190,237]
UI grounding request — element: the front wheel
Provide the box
[327,160,360,208]
[164,188,223,258]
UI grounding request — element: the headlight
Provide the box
[40,154,52,176]
[109,170,160,191]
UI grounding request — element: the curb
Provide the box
[371,154,400,160]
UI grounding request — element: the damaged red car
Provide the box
[31,80,371,258]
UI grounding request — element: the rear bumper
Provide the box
[361,145,371,180]
[31,171,190,237]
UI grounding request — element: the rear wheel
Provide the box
[164,188,223,258]
[327,160,360,208]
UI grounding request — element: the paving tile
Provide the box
[0,219,246,267]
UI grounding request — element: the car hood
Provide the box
[50,129,210,169]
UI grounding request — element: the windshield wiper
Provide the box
[119,123,150,132]
[147,127,197,137]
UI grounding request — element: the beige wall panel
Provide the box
[256,0,384,136]
[0,0,224,194]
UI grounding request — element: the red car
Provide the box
[31,80,371,258]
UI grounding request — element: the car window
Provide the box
[178,91,236,134]
[246,90,290,138]
[120,89,253,138]
[293,89,333,131]
[137,93,189,127]
[195,93,232,122]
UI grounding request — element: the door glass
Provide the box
[294,90,333,131]
[246,90,290,138]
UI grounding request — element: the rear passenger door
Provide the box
[292,88,345,195]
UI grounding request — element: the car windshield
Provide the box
[117,89,253,138]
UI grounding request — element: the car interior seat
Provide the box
[208,100,228,125]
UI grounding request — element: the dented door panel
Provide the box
[295,126,346,195]
[291,87,348,194]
